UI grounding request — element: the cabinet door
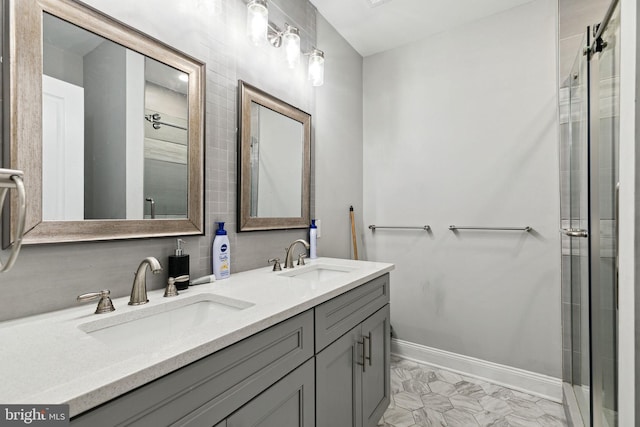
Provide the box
[316,326,362,427]
[227,358,315,427]
[361,305,390,427]
[315,274,389,352]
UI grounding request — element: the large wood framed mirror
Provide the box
[237,81,311,232]
[4,0,205,245]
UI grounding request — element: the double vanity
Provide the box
[1,1,393,425]
[0,258,393,426]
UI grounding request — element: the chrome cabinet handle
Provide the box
[364,333,372,366]
[560,228,588,238]
[357,338,366,372]
[357,334,372,372]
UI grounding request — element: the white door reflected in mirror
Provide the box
[42,75,84,221]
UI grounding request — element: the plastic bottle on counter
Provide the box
[309,219,317,259]
[212,222,230,280]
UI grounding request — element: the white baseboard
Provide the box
[392,339,562,403]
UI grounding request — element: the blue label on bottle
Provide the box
[221,244,227,252]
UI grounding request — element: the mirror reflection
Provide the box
[249,101,304,218]
[42,13,189,221]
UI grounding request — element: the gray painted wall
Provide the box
[43,43,83,87]
[362,0,562,377]
[0,0,361,322]
[83,41,127,219]
[314,14,364,261]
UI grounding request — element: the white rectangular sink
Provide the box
[79,294,254,349]
[278,263,357,281]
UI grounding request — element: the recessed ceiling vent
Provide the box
[365,0,392,8]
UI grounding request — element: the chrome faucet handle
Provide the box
[164,275,187,298]
[77,289,115,314]
[268,258,282,271]
[297,253,307,266]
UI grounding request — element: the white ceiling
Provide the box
[310,0,537,57]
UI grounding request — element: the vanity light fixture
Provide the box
[245,0,324,86]
[282,24,300,69]
[308,48,324,87]
[246,0,268,46]
[266,22,283,47]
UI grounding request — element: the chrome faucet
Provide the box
[129,257,163,305]
[284,239,310,269]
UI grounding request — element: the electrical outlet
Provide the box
[316,219,321,238]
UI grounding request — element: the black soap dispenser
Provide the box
[168,239,190,290]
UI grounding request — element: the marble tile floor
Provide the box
[379,355,568,427]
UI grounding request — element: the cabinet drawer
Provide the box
[227,358,315,427]
[315,274,389,352]
[71,310,314,427]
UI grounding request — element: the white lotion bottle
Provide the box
[212,222,230,279]
[309,219,317,259]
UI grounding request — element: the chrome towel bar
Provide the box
[144,113,187,131]
[449,225,532,232]
[368,225,430,231]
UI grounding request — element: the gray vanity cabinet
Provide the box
[361,305,391,426]
[71,273,390,427]
[315,274,391,427]
[316,325,363,426]
[316,305,390,427]
[226,358,315,427]
[71,310,314,427]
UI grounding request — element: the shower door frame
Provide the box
[566,29,592,425]
[586,0,620,425]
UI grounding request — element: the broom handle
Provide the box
[350,206,358,260]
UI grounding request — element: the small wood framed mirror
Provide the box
[237,81,311,232]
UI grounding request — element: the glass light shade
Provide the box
[247,0,268,46]
[308,49,324,87]
[283,25,300,69]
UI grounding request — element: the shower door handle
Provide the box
[561,228,588,238]
[615,182,619,310]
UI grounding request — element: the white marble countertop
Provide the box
[0,257,393,417]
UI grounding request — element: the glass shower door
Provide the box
[565,32,591,425]
[589,3,620,425]
[562,3,620,425]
